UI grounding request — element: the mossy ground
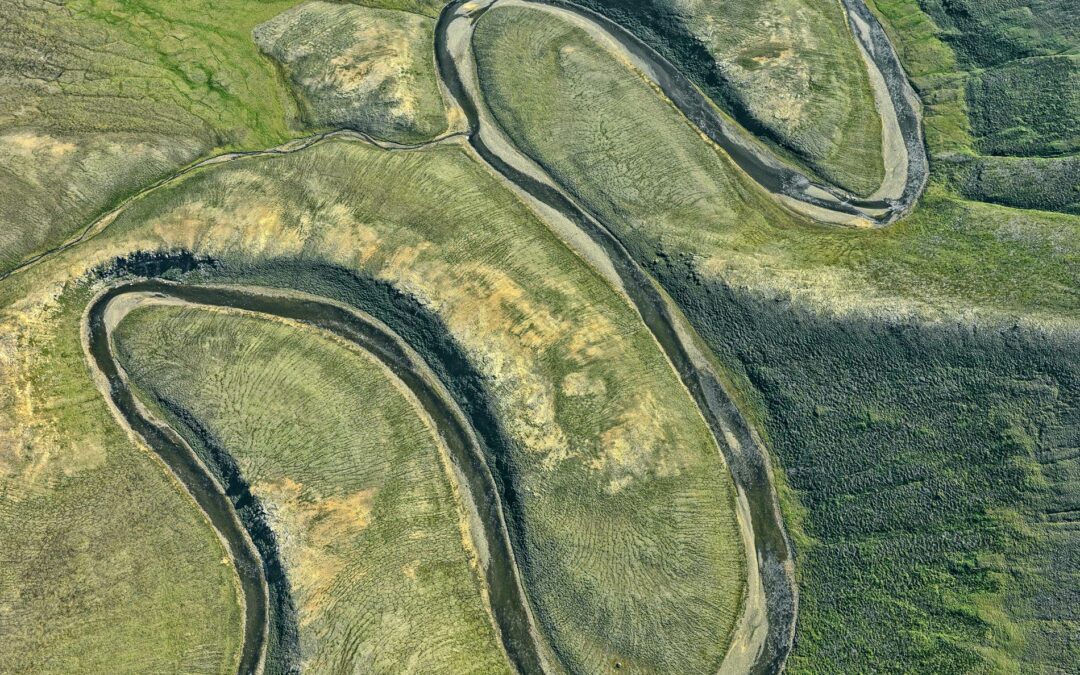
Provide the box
[654,272,1080,673]
[867,0,1079,213]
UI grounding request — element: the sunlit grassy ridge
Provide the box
[0,137,745,672]
[0,282,243,673]
[254,2,452,143]
[113,304,510,673]
[569,0,885,195]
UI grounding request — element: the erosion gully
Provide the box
[86,278,549,675]
[434,0,926,670]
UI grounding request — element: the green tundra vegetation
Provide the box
[657,273,1080,673]
[569,0,885,195]
[0,277,244,673]
[2,0,1077,671]
[253,2,453,143]
[0,0,455,276]
[866,0,1079,212]
[474,4,1079,671]
[0,136,745,672]
[113,304,510,672]
[472,4,1077,317]
[0,0,307,276]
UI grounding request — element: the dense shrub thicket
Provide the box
[938,154,1080,214]
[913,0,1078,158]
[966,56,1079,157]
[915,0,1076,69]
[651,258,1080,673]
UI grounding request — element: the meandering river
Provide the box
[72,1,931,671]
[85,277,553,674]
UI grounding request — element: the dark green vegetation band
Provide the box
[910,0,1078,157]
[493,0,926,223]
[649,255,1080,673]
[87,256,289,675]
[938,154,1080,215]
[437,6,797,669]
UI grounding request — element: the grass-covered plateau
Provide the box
[254,2,454,144]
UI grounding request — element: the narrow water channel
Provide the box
[86,277,550,674]
[451,0,927,225]
[435,3,798,671]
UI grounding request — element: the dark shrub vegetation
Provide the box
[966,57,1079,157]
[939,154,1080,214]
[650,257,1080,673]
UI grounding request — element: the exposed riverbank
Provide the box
[456,0,926,226]
[82,258,557,674]
[435,3,797,670]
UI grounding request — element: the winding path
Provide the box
[83,275,554,674]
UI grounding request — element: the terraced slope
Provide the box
[0,0,310,276]
[0,280,245,673]
[113,303,509,673]
[0,0,465,277]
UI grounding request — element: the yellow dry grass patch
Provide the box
[592,389,677,492]
[254,477,376,626]
[1,129,77,157]
[0,283,106,496]
[561,370,606,397]
[325,29,421,122]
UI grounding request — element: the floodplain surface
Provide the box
[0,0,1077,672]
[114,301,510,673]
